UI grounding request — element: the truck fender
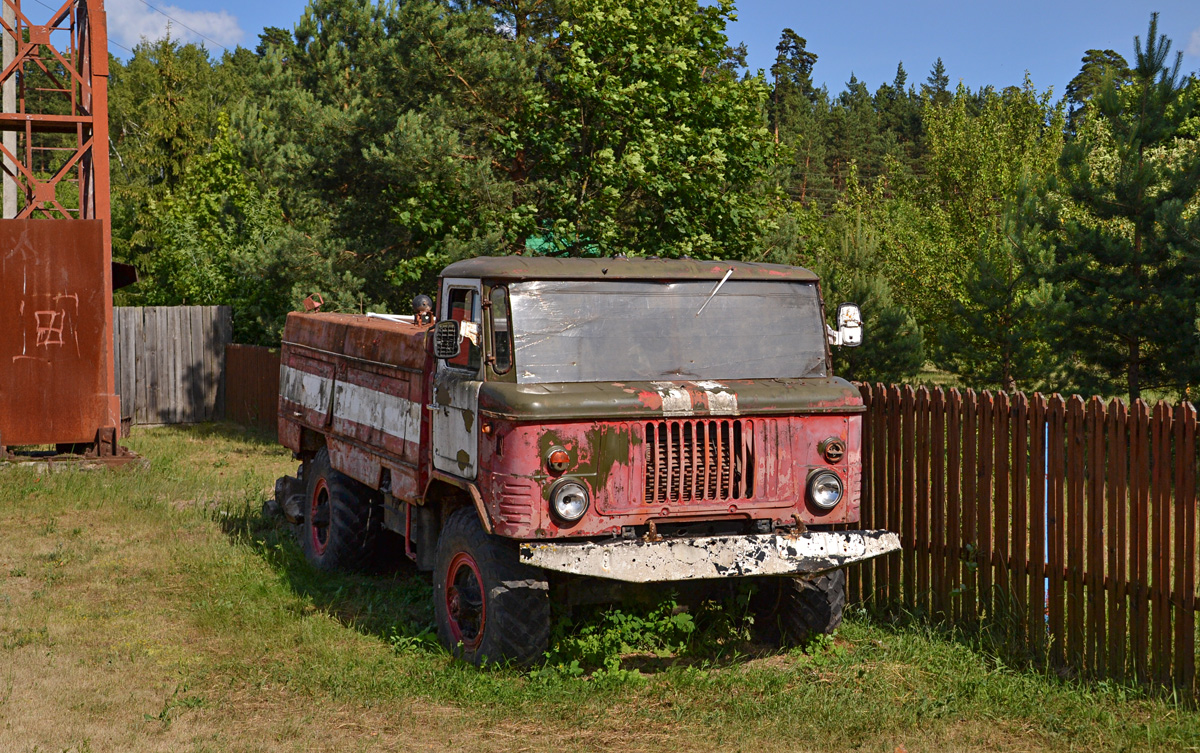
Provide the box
[424,472,493,535]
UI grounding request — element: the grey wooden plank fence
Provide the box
[112,306,233,425]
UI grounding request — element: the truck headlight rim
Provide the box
[549,478,589,523]
[807,470,843,510]
[819,436,846,464]
[546,446,570,473]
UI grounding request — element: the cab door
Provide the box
[431,279,482,479]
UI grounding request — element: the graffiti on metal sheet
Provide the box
[14,288,80,363]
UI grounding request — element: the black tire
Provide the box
[778,569,846,646]
[300,448,381,571]
[433,507,549,667]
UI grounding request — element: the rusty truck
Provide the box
[274,256,900,665]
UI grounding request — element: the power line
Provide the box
[131,0,229,53]
[25,0,135,54]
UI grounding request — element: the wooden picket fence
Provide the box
[846,384,1198,694]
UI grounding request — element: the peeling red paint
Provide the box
[636,391,664,410]
[278,311,432,499]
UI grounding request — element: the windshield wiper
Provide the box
[695,267,735,318]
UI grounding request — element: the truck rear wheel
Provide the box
[300,448,380,571]
[777,569,846,646]
[433,507,549,667]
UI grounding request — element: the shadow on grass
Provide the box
[218,502,437,647]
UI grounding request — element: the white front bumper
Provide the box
[519,530,900,583]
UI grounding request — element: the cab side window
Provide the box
[445,288,481,372]
[490,286,512,374]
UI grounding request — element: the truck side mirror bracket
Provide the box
[827,303,863,347]
[434,320,461,359]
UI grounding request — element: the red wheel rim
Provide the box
[445,551,486,651]
[310,478,330,556]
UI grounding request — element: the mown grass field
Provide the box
[1,424,1198,752]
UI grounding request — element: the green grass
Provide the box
[0,423,1198,751]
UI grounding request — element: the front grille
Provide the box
[644,419,754,504]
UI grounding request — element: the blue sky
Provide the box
[102,0,1200,97]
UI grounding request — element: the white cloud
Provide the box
[108,0,242,51]
[1189,26,1200,57]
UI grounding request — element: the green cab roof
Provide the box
[440,255,820,283]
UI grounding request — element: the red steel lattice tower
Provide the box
[0,0,124,455]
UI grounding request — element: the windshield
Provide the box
[508,280,828,384]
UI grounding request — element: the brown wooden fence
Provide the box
[224,344,281,432]
[847,383,1198,694]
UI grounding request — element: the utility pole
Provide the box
[2,0,15,219]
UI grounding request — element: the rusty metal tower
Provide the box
[0,0,126,456]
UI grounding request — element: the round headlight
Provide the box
[550,480,589,523]
[807,471,843,510]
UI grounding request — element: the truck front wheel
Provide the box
[300,448,380,571]
[433,507,549,667]
[777,569,846,646]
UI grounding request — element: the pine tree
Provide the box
[938,198,1065,392]
[818,217,925,383]
[255,26,294,57]
[922,57,950,106]
[768,28,831,206]
[770,28,817,112]
[875,62,922,166]
[1065,49,1131,131]
[776,91,835,206]
[823,74,906,196]
[1043,14,1200,399]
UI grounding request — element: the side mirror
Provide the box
[828,303,863,347]
[434,320,461,359]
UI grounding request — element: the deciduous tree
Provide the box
[519,0,777,259]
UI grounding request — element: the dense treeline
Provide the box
[108,1,1200,400]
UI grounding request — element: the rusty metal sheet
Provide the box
[0,220,118,446]
[281,311,430,374]
[277,310,433,499]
